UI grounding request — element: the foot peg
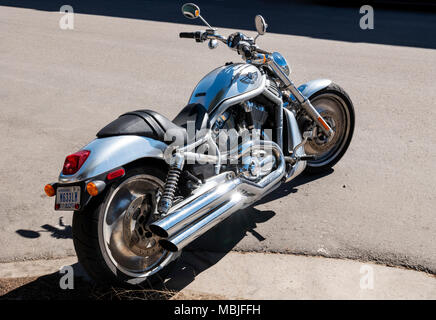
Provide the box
[298,155,316,161]
[285,131,314,164]
[285,154,316,163]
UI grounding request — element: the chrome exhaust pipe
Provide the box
[150,140,285,252]
[149,174,241,238]
[159,194,244,252]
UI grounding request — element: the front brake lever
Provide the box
[256,48,271,55]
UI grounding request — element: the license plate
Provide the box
[55,186,81,210]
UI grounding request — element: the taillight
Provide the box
[62,150,90,175]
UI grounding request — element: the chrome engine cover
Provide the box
[240,148,276,181]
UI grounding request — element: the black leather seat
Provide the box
[172,103,209,131]
[96,104,209,144]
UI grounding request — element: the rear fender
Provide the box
[58,136,168,183]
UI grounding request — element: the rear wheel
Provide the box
[303,83,355,174]
[72,166,178,286]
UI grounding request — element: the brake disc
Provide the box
[123,194,162,257]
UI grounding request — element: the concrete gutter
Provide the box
[0,252,435,299]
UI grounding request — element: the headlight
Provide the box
[271,52,290,76]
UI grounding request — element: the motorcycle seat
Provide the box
[172,103,210,131]
[96,104,209,145]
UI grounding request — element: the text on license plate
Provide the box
[56,186,81,210]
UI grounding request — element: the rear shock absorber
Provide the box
[158,153,184,215]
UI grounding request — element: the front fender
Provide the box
[298,79,332,98]
[289,79,332,101]
[58,136,168,183]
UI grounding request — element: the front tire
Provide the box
[303,83,355,174]
[72,165,177,286]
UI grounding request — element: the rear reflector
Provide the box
[62,150,91,175]
[107,168,125,180]
[317,116,331,132]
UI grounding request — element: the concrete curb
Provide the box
[0,256,77,279]
[171,252,436,299]
[1,253,435,299]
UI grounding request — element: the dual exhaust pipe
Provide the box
[149,140,285,252]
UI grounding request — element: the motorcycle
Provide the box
[44,3,354,285]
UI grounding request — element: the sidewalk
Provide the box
[1,252,435,299]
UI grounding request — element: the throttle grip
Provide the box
[179,32,195,39]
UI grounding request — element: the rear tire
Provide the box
[303,83,355,174]
[72,165,178,287]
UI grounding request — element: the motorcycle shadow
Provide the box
[162,168,334,293]
[163,206,275,293]
[2,170,333,300]
[2,207,275,300]
[0,263,100,300]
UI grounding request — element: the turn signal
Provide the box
[44,184,55,197]
[86,182,99,196]
[86,180,106,197]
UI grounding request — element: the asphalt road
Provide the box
[0,2,435,275]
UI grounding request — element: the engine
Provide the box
[191,100,274,182]
[242,100,268,131]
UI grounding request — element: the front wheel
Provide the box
[302,83,355,174]
[72,165,178,286]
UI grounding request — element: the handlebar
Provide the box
[179,30,270,61]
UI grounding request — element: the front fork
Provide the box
[267,60,334,137]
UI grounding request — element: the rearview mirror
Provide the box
[182,3,200,19]
[255,15,267,35]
